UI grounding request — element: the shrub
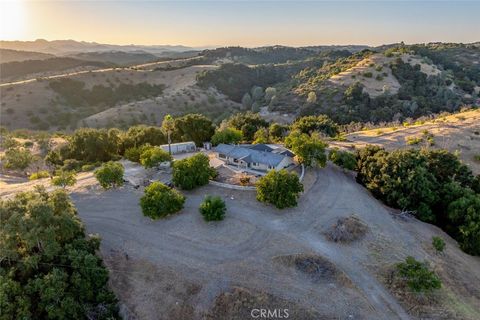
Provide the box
[29,170,50,180]
[140,182,185,219]
[395,257,441,293]
[139,147,172,168]
[328,148,357,170]
[474,154,480,163]
[81,163,97,172]
[172,153,215,190]
[363,72,373,78]
[199,195,226,221]
[61,159,83,172]
[432,236,446,253]
[2,147,32,171]
[406,136,422,145]
[256,170,304,209]
[52,170,76,189]
[95,161,124,189]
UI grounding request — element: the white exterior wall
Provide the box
[274,156,294,171]
[161,142,196,154]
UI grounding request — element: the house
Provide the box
[214,143,295,172]
[160,141,196,154]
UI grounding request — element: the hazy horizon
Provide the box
[1,1,479,48]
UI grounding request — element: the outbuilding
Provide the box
[160,141,196,154]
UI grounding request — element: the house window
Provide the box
[233,158,238,163]
[218,153,226,159]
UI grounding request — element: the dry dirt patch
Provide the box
[205,287,323,320]
[273,253,353,286]
[104,253,201,320]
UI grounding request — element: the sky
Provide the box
[1,0,479,47]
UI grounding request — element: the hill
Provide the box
[330,108,480,175]
[0,48,55,63]
[68,50,160,66]
[0,39,199,55]
[0,57,110,81]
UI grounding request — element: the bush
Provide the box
[140,182,185,219]
[395,257,441,293]
[60,159,83,172]
[199,195,226,221]
[139,147,172,168]
[172,153,215,190]
[328,148,357,170]
[2,147,32,171]
[81,163,97,172]
[52,170,77,189]
[432,236,445,253]
[256,170,304,209]
[29,170,50,180]
[95,161,124,189]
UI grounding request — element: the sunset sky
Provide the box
[1,0,479,47]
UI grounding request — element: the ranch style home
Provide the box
[214,143,295,172]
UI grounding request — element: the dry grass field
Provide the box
[330,109,480,174]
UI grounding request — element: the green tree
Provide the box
[94,161,124,189]
[241,92,253,109]
[199,195,226,221]
[448,193,480,255]
[285,131,328,167]
[253,128,269,144]
[0,188,119,319]
[2,147,32,171]
[162,114,175,155]
[124,144,153,163]
[264,87,277,103]
[211,127,243,146]
[139,147,172,168]
[291,115,338,137]
[173,113,215,146]
[63,128,119,162]
[395,257,441,293]
[268,123,288,142]
[172,153,215,190]
[52,170,76,189]
[256,170,304,209]
[225,112,269,141]
[140,182,185,219]
[120,125,166,153]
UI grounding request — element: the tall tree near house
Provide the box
[162,114,175,155]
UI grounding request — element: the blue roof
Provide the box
[214,144,288,167]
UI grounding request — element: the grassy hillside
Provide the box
[0,57,110,80]
[0,48,55,63]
